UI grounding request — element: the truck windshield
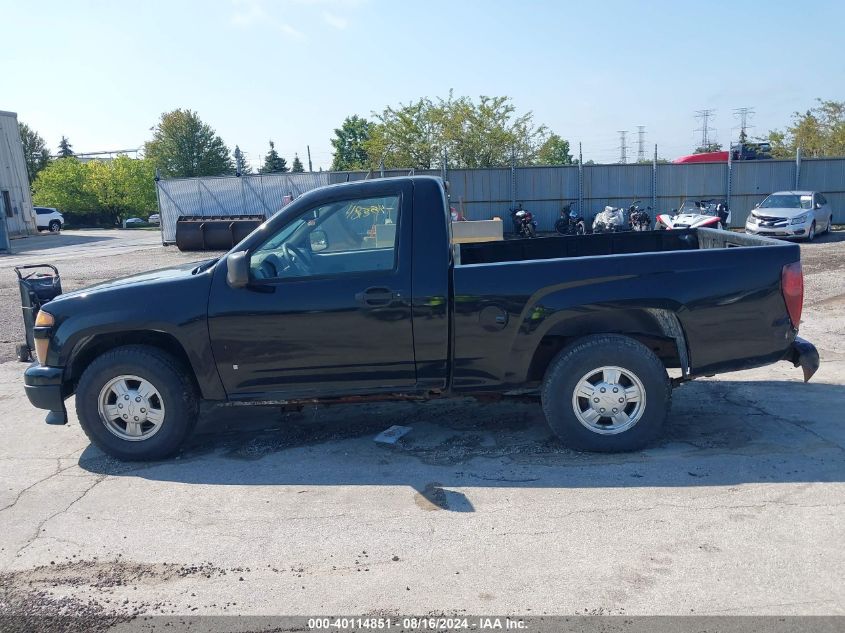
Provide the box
[760,194,812,210]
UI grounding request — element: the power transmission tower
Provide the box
[694,109,716,151]
[636,126,646,162]
[618,130,628,164]
[733,107,754,143]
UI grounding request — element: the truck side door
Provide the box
[207,180,416,400]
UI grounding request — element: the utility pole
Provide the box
[617,130,628,164]
[306,145,313,172]
[694,109,716,151]
[636,126,646,162]
[733,107,754,144]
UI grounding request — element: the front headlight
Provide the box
[34,310,54,365]
[790,214,808,225]
[746,214,757,224]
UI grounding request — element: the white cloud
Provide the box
[321,10,348,29]
[230,0,265,26]
[279,23,306,40]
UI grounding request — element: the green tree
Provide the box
[233,145,252,175]
[33,156,157,225]
[536,133,574,165]
[32,158,98,212]
[57,135,74,157]
[694,142,723,154]
[85,156,158,225]
[330,115,373,170]
[360,93,548,169]
[436,94,547,167]
[18,122,51,183]
[768,99,845,158]
[259,140,288,173]
[144,109,234,177]
[365,98,441,169]
[291,153,304,172]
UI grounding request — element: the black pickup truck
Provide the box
[23,177,819,460]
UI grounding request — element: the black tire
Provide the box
[825,215,833,234]
[75,345,198,461]
[527,224,537,238]
[806,221,816,242]
[541,334,671,452]
[554,219,568,235]
[576,221,585,235]
[49,220,61,233]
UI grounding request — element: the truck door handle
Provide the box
[355,287,397,306]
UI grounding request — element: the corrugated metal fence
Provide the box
[156,158,845,241]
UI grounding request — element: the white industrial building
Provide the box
[0,110,37,250]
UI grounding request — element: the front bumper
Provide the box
[23,364,68,424]
[783,336,820,382]
[746,217,811,238]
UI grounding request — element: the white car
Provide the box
[745,191,834,241]
[656,199,730,230]
[148,213,160,225]
[33,206,64,233]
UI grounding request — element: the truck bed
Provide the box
[455,228,778,266]
[450,227,801,391]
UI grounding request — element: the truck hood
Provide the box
[51,259,217,302]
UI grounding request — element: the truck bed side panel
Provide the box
[451,241,800,390]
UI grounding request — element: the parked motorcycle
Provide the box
[554,201,586,235]
[510,203,537,238]
[592,205,627,233]
[628,200,652,231]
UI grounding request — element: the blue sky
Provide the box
[2,0,842,169]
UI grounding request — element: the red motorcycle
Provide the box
[510,203,537,238]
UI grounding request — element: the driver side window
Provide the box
[250,194,401,281]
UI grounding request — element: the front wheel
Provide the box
[806,221,816,242]
[49,220,61,233]
[75,345,198,460]
[541,334,671,452]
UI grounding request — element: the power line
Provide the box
[694,109,716,149]
[617,130,628,164]
[636,126,646,162]
[733,107,755,143]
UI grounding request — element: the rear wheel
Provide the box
[541,334,671,452]
[48,220,61,233]
[75,345,198,460]
[527,224,537,238]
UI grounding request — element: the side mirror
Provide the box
[226,250,250,289]
[309,230,329,252]
[815,202,822,209]
[755,202,761,208]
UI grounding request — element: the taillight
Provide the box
[781,261,803,328]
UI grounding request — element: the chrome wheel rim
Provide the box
[571,366,646,435]
[98,375,165,441]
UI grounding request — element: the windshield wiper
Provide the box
[192,258,219,274]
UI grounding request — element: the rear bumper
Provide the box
[23,364,68,424]
[783,336,820,382]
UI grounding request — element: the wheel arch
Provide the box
[65,331,203,397]
[524,307,689,383]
